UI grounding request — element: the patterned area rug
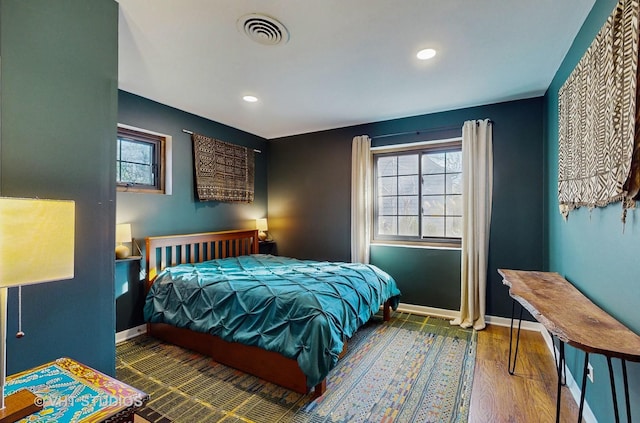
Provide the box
[117,313,476,423]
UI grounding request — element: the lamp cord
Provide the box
[16,286,24,338]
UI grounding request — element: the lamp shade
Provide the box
[256,218,268,231]
[0,197,75,287]
[115,223,132,243]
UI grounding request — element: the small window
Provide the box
[117,125,171,194]
[374,140,462,246]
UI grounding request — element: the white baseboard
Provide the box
[540,331,597,423]
[115,324,147,344]
[396,303,596,422]
[396,302,460,320]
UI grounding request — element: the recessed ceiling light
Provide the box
[416,48,437,60]
[243,95,258,103]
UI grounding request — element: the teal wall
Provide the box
[544,1,640,421]
[117,91,269,238]
[0,0,118,374]
[268,97,544,316]
[115,91,268,330]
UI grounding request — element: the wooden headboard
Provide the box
[145,229,259,291]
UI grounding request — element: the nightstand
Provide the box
[6,357,148,422]
[259,240,276,255]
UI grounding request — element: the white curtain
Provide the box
[452,119,493,330]
[351,135,372,263]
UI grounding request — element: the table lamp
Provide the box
[0,197,75,422]
[256,218,268,241]
[115,223,132,259]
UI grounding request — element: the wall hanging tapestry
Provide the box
[558,0,640,221]
[192,133,254,202]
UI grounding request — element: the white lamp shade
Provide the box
[115,223,132,243]
[256,218,268,231]
[0,197,75,287]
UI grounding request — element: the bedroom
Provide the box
[1,0,639,422]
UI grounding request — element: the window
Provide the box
[117,125,172,194]
[374,140,462,245]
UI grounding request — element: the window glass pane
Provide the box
[120,139,152,163]
[423,174,444,195]
[398,175,418,195]
[378,176,397,196]
[422,217,444,237]
[398,216,418,236]
[446,173,462,195]
[446,151,462,173]
[378,216,397,235]
[446,216,463,238]
[422,153,446,174]
[120,162,154,185]
[423,196,445,215]
[380,196,397,215]
[378,156,397,177]
[398,196,419,215]
[373,141,462,243]
[446,194,463,216]
[398,154,418,175]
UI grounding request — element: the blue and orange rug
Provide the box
[117,313,476,422]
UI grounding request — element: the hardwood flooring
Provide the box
[470,324,580,423]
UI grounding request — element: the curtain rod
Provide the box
[371,120,493,140]
[182,129,262,153]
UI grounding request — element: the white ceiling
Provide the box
[118,0,595,140]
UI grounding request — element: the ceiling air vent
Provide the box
[237,13,289,46]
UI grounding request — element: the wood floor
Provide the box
[470,324,580,423]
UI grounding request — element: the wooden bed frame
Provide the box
[145,229,392,397]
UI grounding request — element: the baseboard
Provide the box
[397,303,597,422]
[115,324,147,344]
[541,332,597,423]
[396,303,460,320]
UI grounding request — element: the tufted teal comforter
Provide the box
[144,254,401,387]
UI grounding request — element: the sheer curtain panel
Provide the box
[452,119,493,330]
[351,135,372,263]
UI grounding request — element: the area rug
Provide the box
[116,313,476,423]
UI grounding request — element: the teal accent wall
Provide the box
[544,1,640,421]
[115,91,268,331]
[0,1,118,374]
[268,97,544,315]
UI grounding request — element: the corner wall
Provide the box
[0,0,118,374]
[544,1,640,420]
[269,97,544,317]
[115,91,269,331]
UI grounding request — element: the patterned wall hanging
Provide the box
[558,0,640,221]
[192,133,255,202]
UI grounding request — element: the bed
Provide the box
[143,229,401,397]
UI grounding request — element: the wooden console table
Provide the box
[499,269,640,423]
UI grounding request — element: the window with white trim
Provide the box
[117,124,172,194]
[373,140,462,245]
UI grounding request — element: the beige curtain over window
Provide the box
[452,119,493,330]
[351,135,372,263]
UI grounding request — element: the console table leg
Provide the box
[607,357,620,423]
[555,341,565,423]
[508,300,523,375]
[578,352,589,422]
[622,359,631,423]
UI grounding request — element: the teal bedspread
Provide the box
[144,254,401,388]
